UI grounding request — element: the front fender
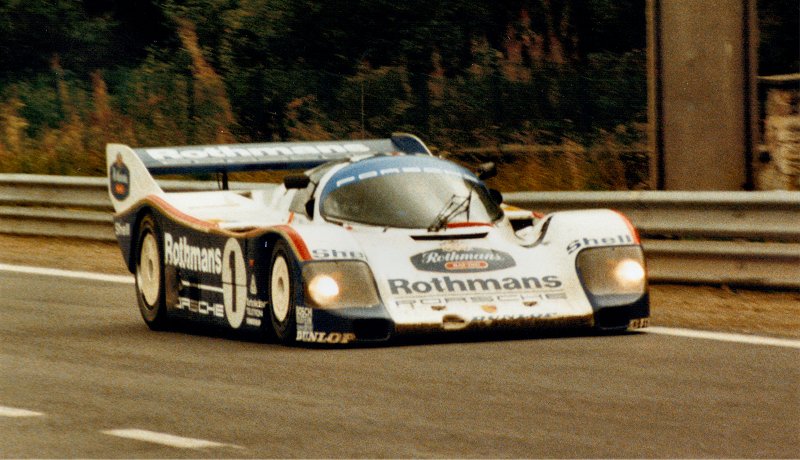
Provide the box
[287,223,368,262]
[534,209,639,256]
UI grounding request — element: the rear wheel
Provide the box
[269,240,297,344]
[135,215,170,330]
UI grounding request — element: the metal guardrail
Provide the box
[0,174,258,241]
[0,174,798,288]
[504,191,800,288]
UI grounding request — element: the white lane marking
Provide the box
[0,263,133,284]
[644,327,800,349]
[102,429,235,449]
[1,261,798,352]
[0,406,44,417]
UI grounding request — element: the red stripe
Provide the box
[612,210,640,244]
[275,225,312,261]
[147,195,219,230]
[446,222,492,229]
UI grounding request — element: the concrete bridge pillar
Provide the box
[647,0,758,190]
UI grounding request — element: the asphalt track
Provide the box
[1,270,798,458]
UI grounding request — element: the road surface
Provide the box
[1,269,797,458]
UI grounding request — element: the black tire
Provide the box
[135,214,171,330]
[268,240,298,344]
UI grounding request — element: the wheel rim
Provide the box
[271,255,290,322]
[138,232,161,307]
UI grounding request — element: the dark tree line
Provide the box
[0,0,795,177]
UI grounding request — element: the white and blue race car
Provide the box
[107,133,648,345]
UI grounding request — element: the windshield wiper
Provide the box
[428,194,471,232]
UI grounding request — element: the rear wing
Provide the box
[106,133,431,212]
[131,133,430,175]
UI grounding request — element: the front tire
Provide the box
[269,240,297,344]
[135,215,170,330]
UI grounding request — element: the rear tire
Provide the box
[269,240,297,344]
[135,215,171,330]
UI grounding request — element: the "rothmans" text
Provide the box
[164,233,222,275]
[388,275,561,295]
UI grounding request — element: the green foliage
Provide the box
[0,0,791,190]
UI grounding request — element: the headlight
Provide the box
[307,274,340,305]
[302,261,380,309]
[576,246,646,307]
[614,258,646,289]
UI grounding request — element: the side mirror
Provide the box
[284,174,310,189]
[476,162,497,181]
[489,188,503,206]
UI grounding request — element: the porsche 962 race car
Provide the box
[107,134,649,345]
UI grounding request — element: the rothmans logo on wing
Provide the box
[411,248,516,273]
[143,143,371,163]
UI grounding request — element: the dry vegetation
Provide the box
[0,2,650,189]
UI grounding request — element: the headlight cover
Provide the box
[576,246,647,308]
[302,261,381,309]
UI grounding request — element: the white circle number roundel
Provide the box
[222,238,247,329]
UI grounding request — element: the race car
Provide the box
[106,133,649,345]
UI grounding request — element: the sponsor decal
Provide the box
[222,238,247,329]
[411,248,516,273]
[109,154,130,201]
[296,331,357,344]
[246,299,267,320]
[246,307,264,318]
[164,233,222,274]
[440,240,469,252]
[175,296,224,318]
[567,234,634,254]
[394,292,563,309]
[294,306,356,344]
[481,305,498,314]
[249,274,258,295]
[311,248,366,260]
[388,275,562,295]
[296,306,313,326]
[472,312,558,325]
[246,298,268,309]
[628,318,649,329]
[246,318,262,327]
[144,143,371,163]
[296,305,315,336]
[114,222,131,237]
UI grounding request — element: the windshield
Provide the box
[320,157,502,229]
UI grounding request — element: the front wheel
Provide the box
[135,215,171,330]
[269,240,297,344]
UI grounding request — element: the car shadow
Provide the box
[383,327,638,349]
[111,316,640,350]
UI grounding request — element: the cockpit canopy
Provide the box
[319,155,503,229]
